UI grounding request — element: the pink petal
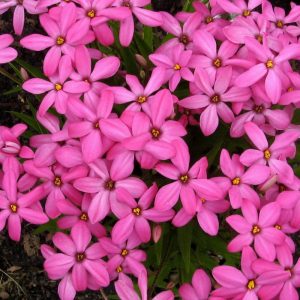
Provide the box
[244,122,268,151]
[235,63,267,87]
[212,266,247,288]
[197,209,219,236]
[71,222,92,253]
[200,105,219,136]
[72,263,87,292]
[154,181,181,211]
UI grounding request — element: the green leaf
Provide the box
[134,32,152,59]
[34,219,58,234]
[1,86,22,96]
[15,58,44,78]
[143,26,153,52]
[10,111,42,133]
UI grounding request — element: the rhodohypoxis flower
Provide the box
[226,200,285,261]
[112,184,175,244]
[44,223,109,292]
[74,156,147,223]
[149,44,194,91]
[111,0,162,47]
[67,90,115,163]
[0,34,18,64]
[20,3,94,76]
[179,66,251,136]
[0,0,46,35]
[235,37,300,103]
[22,55,90,115]
[179,269,212,300]
[0,158,48,241]
[217,0,261,17]
[154,140,221,214]
[240,122,299,184]
[220,149,270,208]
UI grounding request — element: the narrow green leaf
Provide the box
[10,111,42,133]
[1,86,22,96]
[15,58,44,78]
[34,219,58,234]
[144,26,153,52]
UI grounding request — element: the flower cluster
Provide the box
[1,0,300,299]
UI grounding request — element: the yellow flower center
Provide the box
[200,198,206,203]
[213,57,222,68]
[243,9,251,17]
[256,35,263,43]
[264,149,271,160]
[94,122,100,129]
[105,180,115,191]
[247,279,256,290]
[276,20,284,28]
[10,204,18,213]
[54,176,62,187]
[56,36,65,45]
[116,266,123,273]
[275,224,282,230]
[253,105,264,113]
[87,9,95,18]
[205,16,213,24]
[55,83,63,91]
[121,249,128,256]
[132,207,142,216]
[180,174,189,183]
[288,87,294,92]
[151,128,160,139]
[122,0,131,7]
[210,94,220,103]
[251,225,261,235]
[232,177,241,185]
[137,95,147,104]
[174,64,181,71]
[76,253,85,262]
[80,212,88,221]
[265,60,274,69]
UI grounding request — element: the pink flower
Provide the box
[20,3,94,76]
[112,183,174,244]
[235,37,300,103]
[240,122,299,185]
[44,222,109,291]
[73,157,147,223]
[217,0,261,16]
[179,66,251,136]
[220,149,270,208]
[149,44,194,91]
[22,55,90,115]
[111,0,162,47]
[179,269,212,300]
[0,34,18,64]
[0,157,48,241]
[226,200,285,261]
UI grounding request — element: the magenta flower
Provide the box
[154,139,223,214]
[220,149,270,209]
[240,122,299,185]
[67,90,115,163]
[112,184,174,244]
[235,37,300,103]
[179,66,251,136]
[22,55,90,115]
[150,44,194,91]
[179,269,212,300]
[0,157,48,241]
[226,200,285,261]
[57,194,106,238]
[101,234,146,279]
[0,34,18,64]
[44,223,109,291]
[74,157,147,223]
[20,3,94,76]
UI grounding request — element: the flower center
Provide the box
[132,207,142,216]
[247,279,256,290]
[55,83,63,91]
[94,122,100,129]
[213,57,222,68]
[276,20,284,28]
[174,64,181,71]
[243,9,251,17]
[253,105,264,113]
[179,34,189,45]
[54,176,62,187]
[76,253,85,262]
[116,266,123,273]
[80,212,88,221]
[210,94,220,104]
[200,198,206,203]
[179,174,189,184]
[264,149,271,160]
[232,177,241,185]
[121,249,128,256]
[265,60,274,69]
[278,184,286,192]
[122,0,131,7]
[251,225,261,235]
[56,36,65,46]
[87,9,95,18]
[288,87,294,92]
[205,16,213,24]
[105,180,115,191]
[10,204,18,213]
[275,224,282,230]
[137,95,147,104]
[151,128,161,139]
[256,35,263,43]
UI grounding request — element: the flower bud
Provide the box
[152,224,162,243]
